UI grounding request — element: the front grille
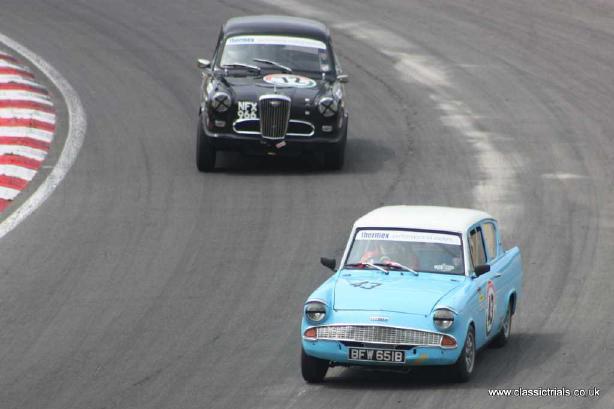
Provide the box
[234,119,314,137]
[340,341,412,350]
[316,325,443,347]
[259,95,291,139]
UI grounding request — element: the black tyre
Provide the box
[301,348,328,383]
[322,145,345,170]
[452,325,476,382]
[196,115,216,172]
[322,121,347,170]
[492,302,512,348]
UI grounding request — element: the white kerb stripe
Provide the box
[0,60,31,70]
[0,83,47,94]
[0,109,56,124]
[0,186,21,200]
[0,95,53,106]
[0,127,53,143]
[0,145,47,161]
[0,76,45,88]
[0,91,51,104]
[0,164,36,180]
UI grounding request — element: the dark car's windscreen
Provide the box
[345,229,465,275]
[219,35,332,73]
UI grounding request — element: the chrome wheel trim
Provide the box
[465,330,475,373]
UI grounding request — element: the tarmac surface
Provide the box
[0,1,613,408]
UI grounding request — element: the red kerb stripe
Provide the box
[0,137,50,151]
[0,54,18,64]
[0,198,10,212]
[0,155,42,170]
[0,83,48,94]
[0,67,34,79]
[0,174,28,190]
[0,118,55,132]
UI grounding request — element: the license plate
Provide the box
[348,348,405,363]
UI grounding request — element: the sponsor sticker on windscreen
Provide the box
[226,35,327,50]
[356,230,461,246]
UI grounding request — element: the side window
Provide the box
[469,227,487,268]
[482,222,498,261]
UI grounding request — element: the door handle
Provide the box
[493,272,502,278]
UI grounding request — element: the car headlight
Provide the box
[433,308,455,330]
[318,96,338,118]
[305,301,327,322]
[210,91,231,113]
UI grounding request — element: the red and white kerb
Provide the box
[0,51,55,212]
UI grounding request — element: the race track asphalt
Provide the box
[0,1,613,408]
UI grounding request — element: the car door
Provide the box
[467,224,498,347]
[481,220,510,336]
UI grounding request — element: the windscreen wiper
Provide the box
[374,262,419,276]
[222,63,261,74]
[344,262,389,275]
[253,58,292,73]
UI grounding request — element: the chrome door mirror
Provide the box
[197,58,211,69]
[337,74,349,83]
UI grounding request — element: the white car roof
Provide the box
[353,205,493,233]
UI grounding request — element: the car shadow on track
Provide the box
[319,332,562,390]
[212,137,395,175]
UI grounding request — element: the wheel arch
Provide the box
[508,291,517,315]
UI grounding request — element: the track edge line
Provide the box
[0,32,87,240]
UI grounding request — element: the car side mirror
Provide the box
[474,264,491,276]
[197,58,211,69]
[337,74,349,83]
[320,257,337,271]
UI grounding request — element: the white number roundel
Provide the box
[486,280,496,335]
[263,74,317,88]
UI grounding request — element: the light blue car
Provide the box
[301,206,523,382]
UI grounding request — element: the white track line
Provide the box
[0,32,87,239]
[0,164,36,180]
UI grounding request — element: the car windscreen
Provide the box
[219,35,332,73]
[345,229,465,275]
